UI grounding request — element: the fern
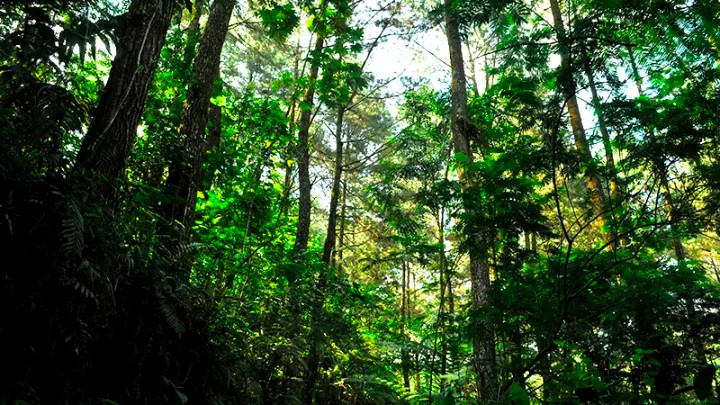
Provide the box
[156,290,186,336]
[61,197,85,259]
[71,278,97,303]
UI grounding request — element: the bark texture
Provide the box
[337,174,347,274]
[299,32,328,401]
[161,0,234,235]
[322,104,345,264]
[293,34,325,257]
[74,0,176,212]
[443,0,497,400]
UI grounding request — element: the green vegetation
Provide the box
[1,0,719,403]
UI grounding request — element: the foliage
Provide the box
[1,0,720,403]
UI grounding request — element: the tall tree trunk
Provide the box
[322,104,345,264]
[436,207,451,390]
[549,0,608,234]
[297,24,328,405]
[627,45,644,96]
[443,0,497,400]
[401,259,411,389]
[161,0,234,237]
[74,0,176,213]
[337,174,347,274]
[583,60,619,204]
[321,14,388,266]
[428,208,446,402]
[303,322,321,405]
[582,58,625,245]
[278,41,301,224]
[183,0,206,68]
[466,42,480,97]
[203,103,222,193]
[293,33,325,257]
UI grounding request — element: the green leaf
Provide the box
[257,3,299,41]
[210,95,226,107]
[507,382,530,405]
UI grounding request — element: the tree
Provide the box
[442,0,497,399]
[548,0,608,240]
[159,0,236,280]
[293,1,327,257]
[74,0,176,216]
[2,0,720,403]
[321,7,389,265]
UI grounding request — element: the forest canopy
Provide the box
[1,0,720,403]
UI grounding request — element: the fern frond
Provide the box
[61,197,85,259]
[156,290,186,336]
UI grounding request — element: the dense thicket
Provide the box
[1,0,719,403]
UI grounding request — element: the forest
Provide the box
[1,0,719,403]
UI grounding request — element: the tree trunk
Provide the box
[337,174,347,275]
[583,60,620,204]
[321,13,389,266]
[627,45,644,95]
[401,259,411,389]
[160,0,234,240]
[436,207,450,391]
[279,38,300,222]
[293,33,325,257]
[296,28,328,405]
[74,0,176,213]
[322,104,345,265]
[182,0,205,68]
[582,58,624,245]
[466,42,480,97]
[549,0,608,233]
[443,0,497,400]
[202,103,222,193]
